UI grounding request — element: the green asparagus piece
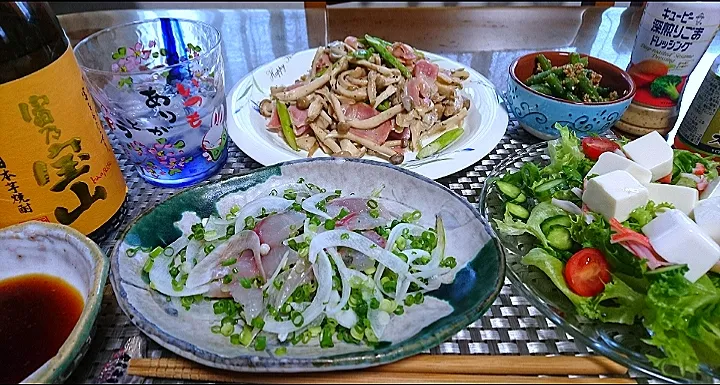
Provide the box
[364,34,412,78]
[530,84,553,96]
[565,92,582,103]
[536,54,552,71]
[416,127,464,159]
[376,100,391,111]
[525,68,565,85]
[579,56,589,67]
[351,49,372,60]
[275,100,299,151]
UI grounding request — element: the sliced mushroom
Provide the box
[307,141,320,157]
[376,75,402,88]
[309,47,325,79]
[395,110,416,128]
[451,68,470,80]
[296,135,317,152]
[351,59,398,76]
[373,85,396,109]
[435,82,456,97]
[347,104,403,130]
[383,140,403,148]
[335,82,368,101]
[326,131,398,160]
[340,139,359,156]
[309,121,342,153]
[275,72,331,102]
[328,92,346,123]
[425,107,468,138]
[367,71,377,106]
[330,56,349,89]
[259,99,274,117]
[270,85,287,96]
[306,96,324,122]
[409,119,424,152]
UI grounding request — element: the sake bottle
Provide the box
[0,2,127,239]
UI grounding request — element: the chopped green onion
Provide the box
[369,209,380,219]
[291,311,304,327]
[404,295,415,306]
[380,299,398,313]
[275,347,287,356]
[126,248,139,258]
[213,301,226,315]
[324,219,336,230]
[302,330,312,344]
[350,324,365,340]
[320,325,335,348]
[363,266,376,275]
[297,177,305,184]
[341,233,350,240]
[251,316,266,330]
[230,334,241,345]
[240,278,252,289]
[441,256,457,269]
[336,208,350,219]
[273,278,283,290]
[240,325,254,346]
[180,296,194,310]
[211,325,221,334]
[149,246,164,258]
[393,306,405,316]
[223,274,233,284]
[332,276,341,291]
[220,322,234,337]
[283,189,297,200]
[270,189,278,196]
[365,328,378,343]
[370,298,380,309]
[169,266,180,278]
[204,244,215,255]
[244,216,255,230]
[221,257,237,267]
[367,199,378,209]
[254,335,267,351]
[142,257,154,273]
[414,292,424,304]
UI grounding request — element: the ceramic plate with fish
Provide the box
[110,158,504,372]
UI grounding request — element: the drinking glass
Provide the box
[74,18,229,187]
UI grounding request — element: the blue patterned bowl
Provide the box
[506,51,635,140]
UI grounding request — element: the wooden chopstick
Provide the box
[128,355,634,384]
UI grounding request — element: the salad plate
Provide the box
[226,44,508,180]
[110,157,504,372]
[480,129,720,383]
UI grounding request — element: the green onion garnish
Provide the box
[221,258,237,267]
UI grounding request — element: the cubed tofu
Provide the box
[642,209,720,283]
[622,131,674,181]
[586,152,653,185]
[694,196,720,245]
[582,170,649,222]
[701,177,720,200]
[647,183,699,215]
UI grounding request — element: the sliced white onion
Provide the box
[571,187,583,199]
[186,230,261,289]
[394,275,412,304]
[185,239,204,265]
[309,230,409,274]
[301,192,337,220]
[263,249,333,335]
[335,309,358,329]
[551,198,583,216]
[368,309,391,338]
[230,286,264,321]
[234,197,294,234]
[385,223,426,252]
[203,216,235,242]
[326,248,364,315]
[149,253,210,297]
[422,215,445,272]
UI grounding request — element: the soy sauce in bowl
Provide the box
[0,274,84,383]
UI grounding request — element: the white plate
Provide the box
[227,48,509,180]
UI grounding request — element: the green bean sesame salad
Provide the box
[127,180,458,351]
[525,53,620,103]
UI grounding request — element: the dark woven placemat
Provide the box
[67,113,661,384]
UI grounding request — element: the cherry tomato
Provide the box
[581,137,621,161]
[563,248,611,297]
[657,173,673,184]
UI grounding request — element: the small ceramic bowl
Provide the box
[0,222,109,383]
[506,51,636,140]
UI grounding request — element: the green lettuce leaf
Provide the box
[493,202,566,248]
[521,248,643,324]
[672,149,719,184]
[622,201,674,233]
[643,268,720,375]
[569,212,645,278]
[543,123,594,185]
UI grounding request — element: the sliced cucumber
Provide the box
[540,215,572,235]
[534,179,568,201]
[506,202,530,219]
[513,193,527,204]
[546,226,573,251]
[496,181,522,199]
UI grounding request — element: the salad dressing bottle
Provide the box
[0,2,127,239]
[616,2,720,136]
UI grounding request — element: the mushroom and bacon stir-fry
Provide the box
[259,35,471,165]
